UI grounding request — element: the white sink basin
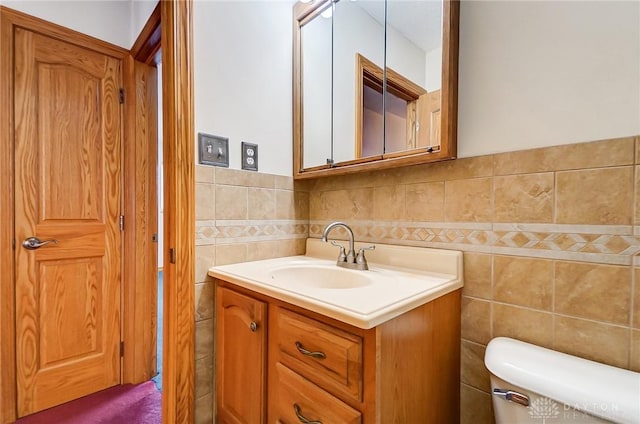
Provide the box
[269,265,372,289]
[208,239,463,329]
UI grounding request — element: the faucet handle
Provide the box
[356,245,375,268]
[330,240,347,262]
[358,245,375,254]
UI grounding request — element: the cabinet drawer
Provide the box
[274,308,362,401]
[269,363,362,424]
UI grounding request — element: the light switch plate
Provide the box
[241,142,258,171]
[198,133,229,167]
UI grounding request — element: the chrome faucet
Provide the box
[321,222,375,270]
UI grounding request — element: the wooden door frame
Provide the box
[122,3,161,386]
[0,2,195,422]
[0,8,16,423]
[160,1,195,420]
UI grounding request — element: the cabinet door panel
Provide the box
[216,286,267,424]
[269,363,362,424]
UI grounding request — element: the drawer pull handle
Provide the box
[250,321,258,332]
[295,341,326,359]
[293,403,322,424]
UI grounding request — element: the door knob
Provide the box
[22,237,58,250]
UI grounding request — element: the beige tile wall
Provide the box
[195,135,638,422]
[194,166,308,423]
[305,135,640,423]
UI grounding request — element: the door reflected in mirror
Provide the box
[293,0,459,178]
[356,53,439,158]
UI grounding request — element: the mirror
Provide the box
[293,0,459,178]
[300,1,333,169]
[333,0,385,165]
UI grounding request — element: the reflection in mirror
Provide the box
[301,3,332,169]
[351,0,443,158]
[358,54,385,158]
[333,0,385,164]
[356,54,432,157]
[385,0,443,154]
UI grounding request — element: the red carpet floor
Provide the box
[15,381,161,424]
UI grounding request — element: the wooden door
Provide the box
[216,286,267,424]
[417,90,441,149]
[14,27,122,416]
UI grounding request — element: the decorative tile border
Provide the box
[196,219,308,245]
[198,218,640,264]
[309,220,640,265]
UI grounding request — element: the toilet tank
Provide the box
[485,337,640,424]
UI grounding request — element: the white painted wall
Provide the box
[458,0,640,158]
[425,46,442,93]
[131,0,158,46]
[1,0,133,48]
[386,24,426,88]
[193,0,294,176]
[1,0,158,48]
[387,26,427,87]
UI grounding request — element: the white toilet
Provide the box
[484,337,640,424]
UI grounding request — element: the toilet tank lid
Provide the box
[485,337,640,424]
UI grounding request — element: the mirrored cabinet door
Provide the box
[294,0,459,179]
[385,0,443,155]
[333,0,385,164]
[301,3,332,169]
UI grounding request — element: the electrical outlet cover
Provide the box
[241,142,258,171]
[198,133,229,167]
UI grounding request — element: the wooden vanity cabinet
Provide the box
[215,281,461,424]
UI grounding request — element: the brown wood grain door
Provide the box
[216,286,267,424]
[13,27,122,416]
[417,89,441,149]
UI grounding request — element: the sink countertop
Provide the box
[208,239,463,329]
